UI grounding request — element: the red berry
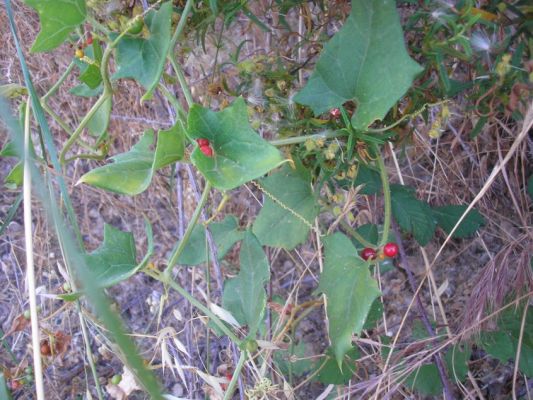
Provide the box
[199,144,214,157]
[40,341,51,356]
[86,34,93,45]
[383,242,399,258]
[196,138,209,147]
[330,108,341,118]
[10,380,23,390]
[360,247,377,261]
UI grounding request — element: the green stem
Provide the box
[64,152,107,164]
[158,83,187,122]
[59,94,109,164]
[223,350,247,400]
[146,269,241,345]
[365,100,449,133]
[59,29,129,164]
[375,145,392,247]
[169,54,194,108]
[87,16,112,37]
[41,104,94,150]
[169,0,195,50]
[268,130,344,146]
[164,181,212,275]
[167,0,195,109]
[339,220,376,249]
[42,62,75,102]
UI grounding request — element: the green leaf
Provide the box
[405,363,442,396]
[432,205,485,238]
[0,83,28,99]
[70,84,103,97]
[78,124,184,195]
[84,221,153,288]
[252,165,319,250]
[222,231,270,337]
[479,306,533,377]
[1,139,37,188]
[87,96,112,137]
[274,341,316,378]
[390,184,436,246]
[79,64,102,89]
[188,98,285,190]
[353,163,381,195]
[363,298,383,330]
[24,0,86,52]
[350,223,379,249]
[405,344,471,395]
[0,141,18,157]
[293,0,422,129]
[315,347,359,384]
[0,372,13,400]
[113,2,172,101]
[317,233,381,367]
[445,344,471,383]
[528,175,533,201]
[177,215,245,266]
[5,162,23,187]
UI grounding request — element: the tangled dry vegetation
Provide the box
[1,0,532,399]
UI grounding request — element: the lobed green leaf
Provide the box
[294,0,422,129]
[317,233,380,367]
[252,165,319,250]
[24,0,86,52]
[432,204,485,238]
[77,124,184,195]
[112,2,173,100]
[188,98,285,190]
[222,231,270,338]
[390,184,436,246]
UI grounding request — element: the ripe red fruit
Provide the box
[196,138,210,147]
[86,34,93,45]
[360,247,377,261]
[40,341,51,356]
[199,144,214,157]
[10,379,23,390]
[383,242,399,258]
[330,108,341,118]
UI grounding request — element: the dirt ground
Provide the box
[1,0,532,399]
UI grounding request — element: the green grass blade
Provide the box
[0,93,164,400]
[4,0,83,247]
[0,191,22,236]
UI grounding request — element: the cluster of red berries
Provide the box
[74,33,94,59]
[196,138,214,157]
[360,242,399,261]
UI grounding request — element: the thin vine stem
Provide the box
[223,350,247,400]
[339,220,375,249]
[165,0,195,109]
[59,29,129,164]
[59,94,109,164]
[169,0,195,50]
[269,129,343,146]
[42,62,75,102]
[169,54,194,108]
[375,145,392,247]
[158,83,187,122]
[164,181,212,275]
